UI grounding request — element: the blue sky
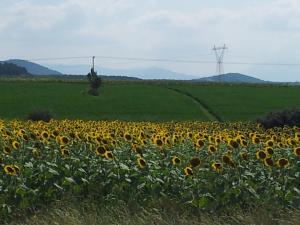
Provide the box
[1,0,300,81]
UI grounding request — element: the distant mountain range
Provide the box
[6,59,62,75]
[194,73,267,83]
[48,64,198,80]
[3,58,281,84]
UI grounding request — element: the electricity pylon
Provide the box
[212,44,227,75]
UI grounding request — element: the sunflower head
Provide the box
[222,155,235,167]
[252,136,260,144]
[264,157,274,167]
[4,165,17,175]
[212,162,222,173]
[61,148,70,157]
[96,145,107,156]
[3,146,12,155]
[137,157,147,169]
[154,138,163,147]
[228,139,239,149]
[190,157,200,168]
[265,140,274,147]
[104,151,114,160]
[287,138,296,146]
[293,147,300,156]
[12,141,20,150]
[241,139,248,147]
[171,156,181,166]
[41,131,49,140]
[276,158,289,168]
[32,148,41,158]
[184,166,193,176]
[124,133,132,142]
[208,145,217,154]
[60,136,69,145]
[256,150,267,160]
[265,147,274,155]
[195,139,205,149]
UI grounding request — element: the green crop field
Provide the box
[0,79,299,121]
[0,80,209,121]
[171,84,300,121]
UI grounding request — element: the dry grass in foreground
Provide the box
[8,199,300,225]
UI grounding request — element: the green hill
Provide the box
[6,59,62,75]
[0,62,30,76]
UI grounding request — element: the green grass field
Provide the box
[0,79,299,121]
[171,84,300,121]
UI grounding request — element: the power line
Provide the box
[2,55,300,66]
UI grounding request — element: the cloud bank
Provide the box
[0,0,300,81]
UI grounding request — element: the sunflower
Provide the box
[265,140,274,147]
[32,148,41,158]
[14,165,20,173]
[52,130,59,137]
[104,151,114,160]
[215,137,221,145]
[184,166,193,176]
[277,142,284,148]
[4,165,17,175]
[265,147,274,155]
[208,145,217,154]
[132,144,143,155]
[252,136,260,144]
[222,155,235,167]
[208,136,214,143]
[264,157,274,167]
[41,131,49,140]
[154,138,163,147]
[22,134,29,141]
[137,157,146,169]
[12,141,20,150]
[172,156,181,166]
[195,139,205,148]
[241,139,248,147]
[256,150,267,160]
[287,138,297,146]
[190,157,200,168]
[3,146,12,154]
[187,132,193,139]
[295,132,300,141]
[60,136,69,145]
[124,133,132,142]
[228,139,239,149]
[293,147,300,156]
[212,162,222,173]
[61,148,70,156]
[276,158,289,168]
[96,145,107,156]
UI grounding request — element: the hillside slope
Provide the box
[6,59,62,75]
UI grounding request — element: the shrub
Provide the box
[27,109,52,122]
[257,108,300,129]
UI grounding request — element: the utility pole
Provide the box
[212,44,227,76]
[92,56,95,71]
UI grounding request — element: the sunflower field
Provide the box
[0,119,300,222]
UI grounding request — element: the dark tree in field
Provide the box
[87,68,102,96]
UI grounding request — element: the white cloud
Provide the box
[0,0,300,81]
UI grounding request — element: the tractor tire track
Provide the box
[167,87,222,122]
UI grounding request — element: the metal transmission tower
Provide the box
[212,44,228,75]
